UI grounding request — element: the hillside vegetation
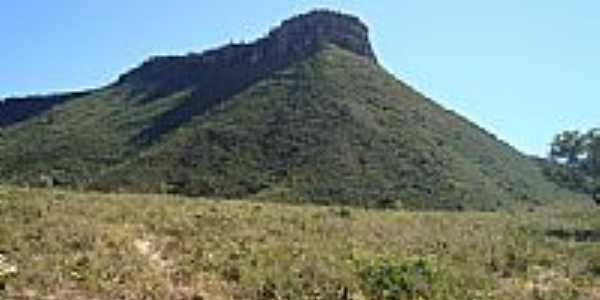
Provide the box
[1,187,600,299]
[0,10,584,209]
[0,46,579,210]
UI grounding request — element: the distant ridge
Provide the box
[0,10,583,210]
[0,91,91,127]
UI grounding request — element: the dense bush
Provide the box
[358,257,444,299]
[543,128,600,201]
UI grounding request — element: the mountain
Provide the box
[0,10,581,210]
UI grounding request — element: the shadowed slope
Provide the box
[0,91,91,127]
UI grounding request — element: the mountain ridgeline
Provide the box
[0,10,581,210]
[118,11,376,142]
[0,91,91,127]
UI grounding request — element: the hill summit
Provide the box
[0,10,580,210]
[117,10,377,141]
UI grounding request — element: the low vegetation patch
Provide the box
[359,257,444,299]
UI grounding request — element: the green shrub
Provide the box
[359,257,438,299]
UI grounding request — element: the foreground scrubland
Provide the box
[0,187,599,299]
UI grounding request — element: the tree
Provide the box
[550,130,585,167]
[546,128,600,203]
[583,129,600,177]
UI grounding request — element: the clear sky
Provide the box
[1,1,598,156]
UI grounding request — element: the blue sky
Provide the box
[1,1,598,155]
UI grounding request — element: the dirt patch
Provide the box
[133,238,172,271]
[6,288,102,300]
[492,268,580,299]
[132,238,233,300]
[0,254,18,278]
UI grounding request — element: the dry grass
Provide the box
[1,186,599,299]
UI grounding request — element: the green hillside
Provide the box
[0,44,579,210]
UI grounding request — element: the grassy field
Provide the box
[1,187,599,299]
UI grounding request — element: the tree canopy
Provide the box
[545,128,600,201]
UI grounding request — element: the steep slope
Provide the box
[94,46,575,210]
[0,10,581,210]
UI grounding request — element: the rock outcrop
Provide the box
[120,9,376,89]
[265,9,376,61]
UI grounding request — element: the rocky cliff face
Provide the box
[264,10,376,62]
[121,10,375,84]
[120,10,375,92]
[117,10,377,142]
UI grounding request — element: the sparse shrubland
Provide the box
[1,186,599,299]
